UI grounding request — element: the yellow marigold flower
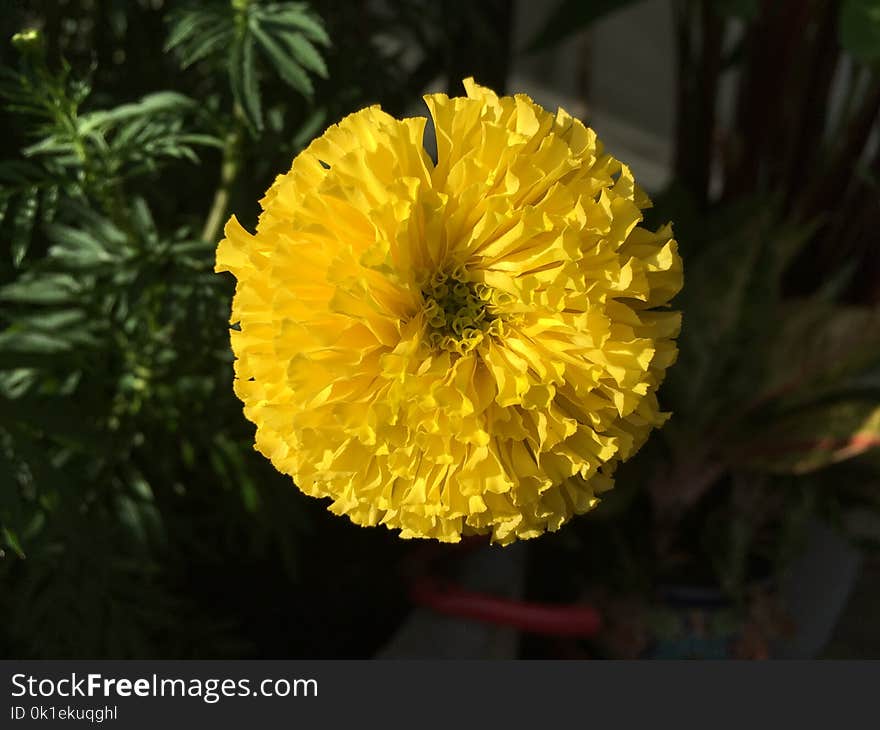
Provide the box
[216,79,683,544]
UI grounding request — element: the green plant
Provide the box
[0,0,520,660]
[0,0,407,658]
[525,0,880,653]
[0,13,319,655]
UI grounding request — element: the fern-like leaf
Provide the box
[166,1,330,131]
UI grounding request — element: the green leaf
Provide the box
[22,136,77,159]
[840,0,880,61]
[259,3,331,46]
[292,106,327,149]
[0,274,81,305]
[250,23,314,97]
[2,526,25,559]
[40,185,59,225]
[11,186,38,267]
[0,368,37,399]
[45,223,118,268]
[60,201,130,249]
[0,330,73,357]
[13,309,88,332]
[241,32,263,130]
[214,434,260,512]
[760,304,880,411]
[171,239,215,256]
[130,197,158,245]
[116,473,165,554]
[739,399,880,474]
[275,30,328,78]
[178,22,233,69]
[525,0,641,53]
[79,92,195,134]
[176,133,223,149]
[164,6,223,53]
[229,31,261,131]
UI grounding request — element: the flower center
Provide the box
[420,265,500,354]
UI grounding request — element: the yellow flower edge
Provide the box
[216,78,683,545]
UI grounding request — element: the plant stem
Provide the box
[202,108,245,244]
[724,0,811,200]
[780,0,840,215]
[201,0,251,243]
[42,66,135,240]
[673,0,724,208]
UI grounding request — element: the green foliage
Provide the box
[165,0,330,130]
[840,0,880,62]
[0,173,243,654]
[646,183,880,481]
[0,0,436,659]
[664,192,877,460]
[741,399,880,475]
[0,55,219,265]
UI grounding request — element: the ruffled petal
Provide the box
[216,79,683,544]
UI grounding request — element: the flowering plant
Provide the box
[1,0,878,662]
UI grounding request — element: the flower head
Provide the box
[216,79,682,544]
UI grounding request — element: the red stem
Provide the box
[410,576,602,638]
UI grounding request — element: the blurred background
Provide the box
[0,0,878,659]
